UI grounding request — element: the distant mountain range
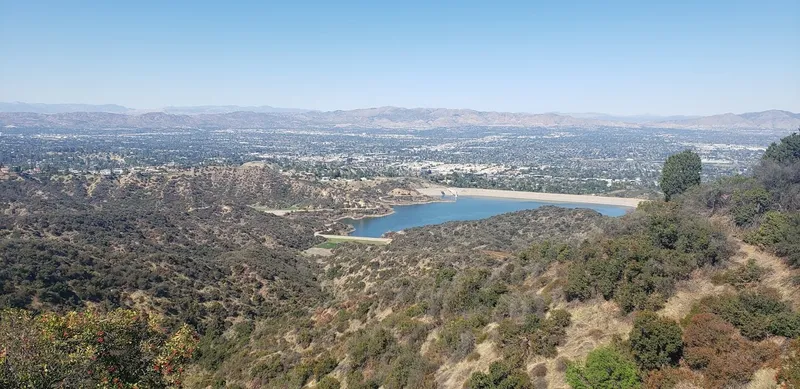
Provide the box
[162,105,310,114]
[0,102,132,114]
[0,102,798,130]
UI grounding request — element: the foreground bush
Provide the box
[565,346,641,389]
[629,311,682,371]
[683,313,778,388]
[0,308,197,388]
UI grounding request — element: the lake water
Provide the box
[343,196,629,237]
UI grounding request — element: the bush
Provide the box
[711,258,766,288]
[629,311,682,371]
[746,211,790,245]
[683,313,779,388]
[437,315,487,360]
[317,376,342,389]
[383,347,436,389]
[466,361,533,389]
[565,346,641,389]
[731,185,771,226]
[704,289,800,340]
[643,367,703,389]
[496,310,571,366]
[565,201,735,313]
[348,327,396,368]
[746,211,800,268]
[0,308,197,388]
[313,353,339,379]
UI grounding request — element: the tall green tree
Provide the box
[660,150,702,201]
[763,132,800,165]
[628,311,683,371]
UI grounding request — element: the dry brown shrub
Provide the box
[683,313,780,388]
[530,363,547,377]
[644,367,704,389]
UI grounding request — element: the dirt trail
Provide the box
[737,241,800,309]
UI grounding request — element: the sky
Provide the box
[1,0,798,115]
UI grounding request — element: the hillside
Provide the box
[1,134,799,388]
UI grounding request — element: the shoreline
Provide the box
[415,187,645,208]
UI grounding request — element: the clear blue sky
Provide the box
[1,0,798,115]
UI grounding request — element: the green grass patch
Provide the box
[314,241,340,249]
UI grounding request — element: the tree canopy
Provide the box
[763,132,800,165]
[660,150,702,201]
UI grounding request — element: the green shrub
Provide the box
[465,361,533,389]
[312,353,339,379]
[711,258,766,288]
[731,186,771,226]
[746,211,800,268]
[565,201,734,313]
[383,347,436,389]
[317,376,342,389]
[496,310,571,366]
[565,346,641,389]
[348,327,396,368]
[628,311,682,371]
[705,289,800,340]
[746,211,790,245]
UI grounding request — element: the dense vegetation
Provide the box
[0,308,197,388]
[0,133,797,388]
[564,131,800,389]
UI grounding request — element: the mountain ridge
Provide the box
[1,103,798,130]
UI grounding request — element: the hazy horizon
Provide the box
[1,100,798,118]
[1,1,799,115]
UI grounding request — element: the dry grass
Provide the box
[434,340,500,389]
[529,300,632,389]
[660,270,732,321]
[745,368,779,389]
[737,241,800,310]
